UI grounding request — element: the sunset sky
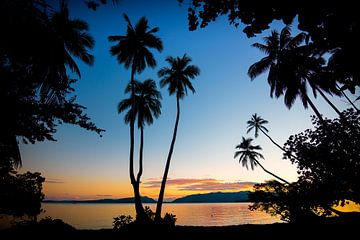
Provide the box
[20,0,350,200]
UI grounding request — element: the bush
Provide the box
[162,213,177,226]
[113,215,133,229]
[144,206,155,220]
[0,160,45,221]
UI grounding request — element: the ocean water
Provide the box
[39,202,281,229]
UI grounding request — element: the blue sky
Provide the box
[20,0,352,200]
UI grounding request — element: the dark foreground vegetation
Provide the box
[1,217,360,240]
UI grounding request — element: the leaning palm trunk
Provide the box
[260,129,287,153]
[129,67,146,221]
[259,129,299,160]
[315,87,342,116]
[155,97,180,221]
[254,159,290,184]
[302,90,325,124]
[336,84,359,111]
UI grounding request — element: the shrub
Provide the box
[162,213,177,226]
[113,215,133,229]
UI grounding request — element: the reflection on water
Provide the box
[40,203,281,229]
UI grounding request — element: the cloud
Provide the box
[96,194,113,197]
[45,178,65,184]
[143,178,257,191]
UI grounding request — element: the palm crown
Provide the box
[158,54,200,99]
[234,137,264,170]
[118,79,162,128]
[108,14,163,73]
[248,26,327,109]
[40,0,95,103]
[246,114,269,138]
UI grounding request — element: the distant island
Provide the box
[43,191,250,204]
[172,191,250,203]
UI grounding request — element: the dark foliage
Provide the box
[85,0,118,11]
[284,109,360,205]
[0,0,104,168]
[0,160,45,220]
[185,0,360,93]
[250,109,360,222]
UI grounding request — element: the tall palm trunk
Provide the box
[137,126,144,183]
[336,83,359,111]
[155,96,180,221]
[254,159,290,184]
[315,87,342,116]
[129,67,146,221]
[302,90,325,123]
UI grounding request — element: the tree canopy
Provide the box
[0,0,104,168]
[185,0,359,93]
[0,160,45,220]
[250,109,360,222]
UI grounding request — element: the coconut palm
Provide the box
[40,0,95,104]
[155,54,200,221]
[247,114,287,153]
[234,137,289,184]
[247,114,300,160]
[108,14,163,220]
[118,79,162,186]
[248,26,342,122]
[3,0,97,168]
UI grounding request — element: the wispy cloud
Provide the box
[45,178,65,184]
[96,194,113,197]
[143,178,257,191]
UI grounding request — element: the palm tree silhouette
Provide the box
[40,0,95,104]
[247,113,297,159]
[248,26,341,122]
[234,137,289,184]
[6,0,97,168]
[155,54,200,221]
[108,14,163,221]
[118,79,162,186]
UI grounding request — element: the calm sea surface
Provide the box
[40,203,281,229]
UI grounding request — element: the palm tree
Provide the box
[118,79,162,187]
[247,114,284,151]
[108,14,163,221]
[5,0,96,168]
[234,137,289,184]
[40,0,95,104]
[247,114,296,159]
[155,54,200,221]
[248,26,341,122]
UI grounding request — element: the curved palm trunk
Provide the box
[155,97,180,221]
[336,84,359,111]
[302,90,325,124]
[260,129,286,152]
[315,87,342,116]
[260,129,299,160]
[129,67,146,221]
[254,159,290,184]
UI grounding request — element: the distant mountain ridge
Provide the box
[43,196,156,204]
[43,191,251,204]
[172,191,250,203]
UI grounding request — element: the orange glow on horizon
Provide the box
[43,177,255,200]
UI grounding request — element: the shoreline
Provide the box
[2,222,359,240]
